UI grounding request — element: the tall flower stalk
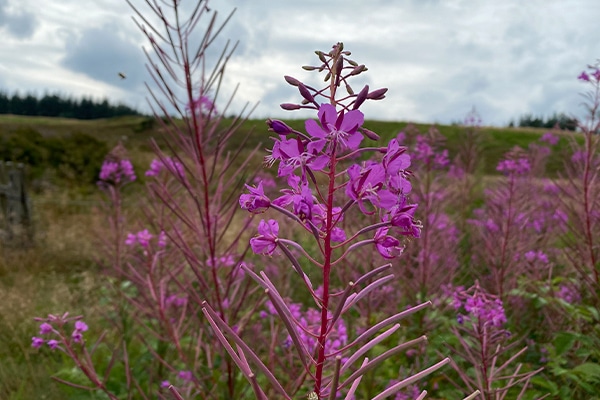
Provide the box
[203,42,473,399]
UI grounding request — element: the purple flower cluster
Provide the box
[453,286,507,328]
[125,229,167,248]
[261,300,348,355]
[411,135,449,169]
[31,317,89,350]
[540,132,559,146]
[578,68,600,82]
[99,159,136,184]
[145,157,185,178]
[496,157,531,176]
[557,284,581,304]
[242,109,421,258]
[186,94,216,117]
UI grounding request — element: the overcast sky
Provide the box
[0,0,598,126]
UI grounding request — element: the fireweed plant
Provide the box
[203,42,483,399]
[32,0,267,398]
[445,283,543,400]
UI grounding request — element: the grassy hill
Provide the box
[0,113,579,186]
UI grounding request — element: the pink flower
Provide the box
[239,182,271,214]
[177,370,193,382]
[136,230,153,248]
[75,321,88,332]
[158,231,167,248]
[125,233,137,246]
[250,219,279,255]
[47,339,59,350]
[305,103,364,151]
[99,159,136,184]
[540,132,559,146]
[374,227,404,259]
[39,322,53,335]
[32,337,44,348]
[578,71,590,81]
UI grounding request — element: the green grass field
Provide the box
[0,114,584,399]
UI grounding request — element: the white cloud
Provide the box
[0,0,599,125]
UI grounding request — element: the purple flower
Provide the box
[578,71,590,81]
[177,370,193,382]
[72,331,83,343]
[160,380,171,388]
[125,233,137,246]
[374,227,404,259]
[268,137,328,179]
[382,138,411,176]
[496,157,530,175]
[240,182,271,214]
[540,132,559,146]
[157,231,167,248]
[47,339,59,350]
[136,230,153,248]
[250,219,279,255]
[388,202,421,238]
[186,95,216,117]
[305,103,364,151]
[99,159,136,184]
[145,157,185,178]
[32,337,44,348]
[346,163,397,213]
[75,320,88,332]
[39,322,53,335]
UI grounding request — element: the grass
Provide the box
[0,114,586,398]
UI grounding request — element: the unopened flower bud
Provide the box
[350,64,366,76]
[347,58,358,67]
[284,75,301,87]
[298,83,316,104]
[315,51,327,63]
[302,65,317,71]
[361,127,380,141]
[280,103,301,110]
[367,88,388,100]
[353,84,369,110]
[346,84,354,95]
[267,119,293,135]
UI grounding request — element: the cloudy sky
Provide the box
[0,0,598,126]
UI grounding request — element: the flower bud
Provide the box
[284,75,301,86]
[350,64,366,76]
[302,65,317,71]
[298,83,316,105]
[346,84,354,95]
[267,119,293,135]
[315,51,327,63]
[361,127,380,141]
[353,84,369,110]
[367,88,388,100]
[280,103,301,110]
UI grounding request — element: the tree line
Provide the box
[509,112,578,131]
[0,92,141,120]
